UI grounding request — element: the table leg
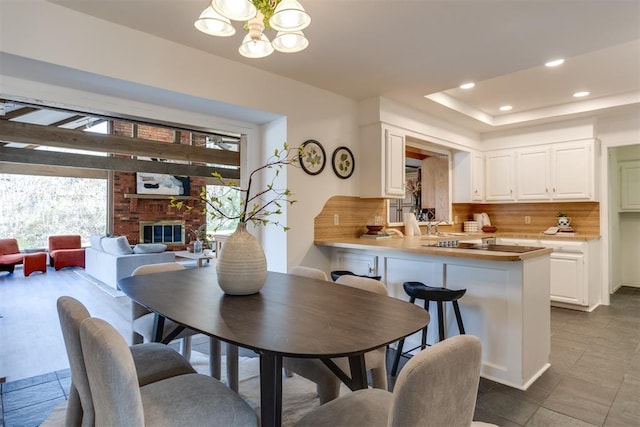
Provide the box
[209,338,221,380]
[227,343,239,392]
[259,352,282,427]
[152,314,165,342]
[348,355,368,390]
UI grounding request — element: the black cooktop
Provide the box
[456,243,544,253]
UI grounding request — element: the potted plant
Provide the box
[171,143,299,295]
[556,211,571,227]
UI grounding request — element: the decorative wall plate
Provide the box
[331,146,355,179]
[299,140,326,175]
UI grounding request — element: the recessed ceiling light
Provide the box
[573,91,590,98]
[499,105,513,111]
[459,82,475,89]
[545,59,565,67]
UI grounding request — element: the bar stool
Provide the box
[330,270,382,282]
[391,281,466,376]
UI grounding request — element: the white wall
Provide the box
[0,0,360,273]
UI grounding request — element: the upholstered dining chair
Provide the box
[131,262,239,391]
[57,296,196,427]
[288,265,329,281]
[283,272,389,404]
[294,335,493,427]
[79,316,257,427]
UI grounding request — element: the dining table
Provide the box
[118,268,430,427]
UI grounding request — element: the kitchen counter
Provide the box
[315,236,553,261]
[319,235,552,390]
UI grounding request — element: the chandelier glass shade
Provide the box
[195,0,310,58]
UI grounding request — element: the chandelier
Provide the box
[195,0,311,59]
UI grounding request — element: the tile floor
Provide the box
[1,266,639,426]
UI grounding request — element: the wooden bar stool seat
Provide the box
[391,281,466,376]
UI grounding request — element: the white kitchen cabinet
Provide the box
[511,140,596,201]
[485,150,515,201]
[498,237,599,309]
[359,123,406,198]
[516,147,550,200]
[471,152,485,201]
[620,160,640,211]
[333,250,379,277]
[539,240,588,306]
[551,141,595,200]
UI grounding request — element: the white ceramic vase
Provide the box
[216,222,267,295]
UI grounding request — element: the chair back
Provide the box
[289,266,329,281]
[49,235,81,251]
[131,262,186,320]
[56,296,94,427]
[335,274,388,296]
[389,335,482,427]
[0,238,20,255]
[80,317,145,426]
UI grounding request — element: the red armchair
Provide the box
[0,238,47,276]
[48,235,85,270]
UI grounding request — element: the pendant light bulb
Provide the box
[269,0,311,32]
[194,6,235,36]
[272,31,308,53]
[211,0,257,21]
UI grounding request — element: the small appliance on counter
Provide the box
[473,212,492,227]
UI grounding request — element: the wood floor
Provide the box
[1,265,639,426]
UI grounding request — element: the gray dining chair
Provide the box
[294,335,494,427]
[131,262,239,391]
[283,273,389,404]
[57,296,196,427]
[79,316,257,427]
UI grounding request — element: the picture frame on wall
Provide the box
[298,139,326,175]
[136,173,190,196]
[331,146,355,179]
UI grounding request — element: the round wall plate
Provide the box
[331,146,354,179]
[298,139,326,175]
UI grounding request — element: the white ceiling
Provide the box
[47,0,640,133]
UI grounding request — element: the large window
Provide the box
[0,175,107,249]
[205,184,242,233]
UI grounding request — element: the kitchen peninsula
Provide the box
[316,235,553,390]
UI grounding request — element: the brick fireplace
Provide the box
[110,121,207,249]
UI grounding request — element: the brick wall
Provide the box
[110,121,207,249]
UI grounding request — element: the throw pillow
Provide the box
[133,243,167,254]
[89,235,105,252]
[101,236,134,255]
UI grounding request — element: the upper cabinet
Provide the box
[620,160,640,211]
[360,123,406,198]
[471,152,485,201]
[516,140,595,201]
[485,149,515,201]
[484,139,597,203]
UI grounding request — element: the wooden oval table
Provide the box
[119,269,430,427]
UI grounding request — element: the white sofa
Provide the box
[85,236,175,290]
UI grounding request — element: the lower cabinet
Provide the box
[497,237,599,309]
[333,250,378,277]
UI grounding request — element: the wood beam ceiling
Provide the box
[0,120,240,179]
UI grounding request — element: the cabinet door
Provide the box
[620,160,640,210]
[471,152,484,201]
[334,250,378,277]
[551,142,593,200]
[385,128,406,197]
[516,147,550,200]
[549,252,586,305]
[485,150,515,201]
